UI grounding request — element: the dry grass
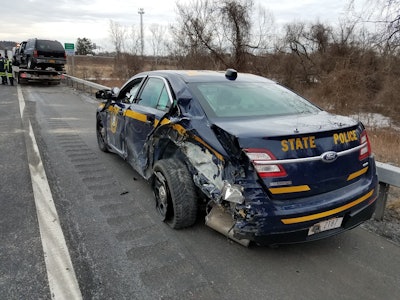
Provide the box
[368,127,400,166]
[66,56,114,80]
[368,127,400,214]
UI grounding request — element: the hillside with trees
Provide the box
[103,1,398,124]
[68,0,400,164]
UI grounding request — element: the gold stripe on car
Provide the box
[281,189,374,224]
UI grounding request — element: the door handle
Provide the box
[146,114,155,124]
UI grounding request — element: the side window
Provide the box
[157,86,170,110]
[27,40,35,49]
[126,79,143,103]
[118,77,144,103]
[138,77,170,110]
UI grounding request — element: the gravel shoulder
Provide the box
[362,187,400,246]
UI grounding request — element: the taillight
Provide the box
[359,130,371,160]
[245,148,287,178]
[33,50,38,58]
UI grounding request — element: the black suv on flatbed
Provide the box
[16,38,66,71]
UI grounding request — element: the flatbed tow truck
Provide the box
[13,66,63,85]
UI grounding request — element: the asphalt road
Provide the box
[1,82,400,300]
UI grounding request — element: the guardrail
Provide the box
[61,74,400,221]
[375,162,400,220]
[62,74,109,95]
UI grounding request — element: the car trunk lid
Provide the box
[212,111,372,200]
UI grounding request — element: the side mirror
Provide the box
[111,87,120,95]
[95,87,120,100]
[95,89,111,99]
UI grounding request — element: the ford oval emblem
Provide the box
[321,151,338,163]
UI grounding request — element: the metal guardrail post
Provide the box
[375,182,390,221]
[374,162,400,221]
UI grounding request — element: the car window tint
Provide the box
[139,78,167,110]
[37,40,64,51]
[127,81,142,103]
[118,77,144,103]
[190,82,320,117]
[156,86,170,111]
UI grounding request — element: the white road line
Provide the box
[17,85,82,300]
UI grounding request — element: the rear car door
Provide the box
[125,76,173,172]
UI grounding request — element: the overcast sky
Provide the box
[1,0,361,51]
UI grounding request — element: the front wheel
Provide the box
[153,159,198,229]
[96,114,109,152]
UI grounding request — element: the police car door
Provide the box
[125,76,172,173]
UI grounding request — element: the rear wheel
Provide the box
[153,159,198,229]
[96,114,109,152]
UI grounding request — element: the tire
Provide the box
[153,159,198,229]
[96,114,109,152]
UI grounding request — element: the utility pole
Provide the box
[138,8,145,56]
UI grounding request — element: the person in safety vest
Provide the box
[5,56,14,86]
[0,54,6,84]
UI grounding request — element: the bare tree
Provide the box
[149,24,167,66]
[171,0,274,71]
[348,0,400,51]
[109,20,126,55]
[127,25,141,55]
[251,4,276,54]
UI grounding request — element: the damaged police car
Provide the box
[95,69,378,246]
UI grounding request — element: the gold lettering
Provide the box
[281,136,317,151]
[333,130,358,144]
[281,140,289,152]
[302,136,309,148]
[296,138,304,150]
[288,139,295,151]
[333,133,339,144]
[309,136,316,148]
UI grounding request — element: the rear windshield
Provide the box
[37,40,65,52]
[188,82,321,117]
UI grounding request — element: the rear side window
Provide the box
[36,40,65,51]
[138,77,171,111]
[189,82,321,117]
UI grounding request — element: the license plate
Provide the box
[48,59,55,63]
[308,217,343,236]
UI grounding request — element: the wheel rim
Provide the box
[154,172,169,221]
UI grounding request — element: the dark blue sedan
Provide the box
[95,69,378,246]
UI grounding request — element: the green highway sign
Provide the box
[64,43,74,49]
[65,43,75,56]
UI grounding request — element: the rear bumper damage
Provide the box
[205,174,378,246]
[233,194,377,246]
